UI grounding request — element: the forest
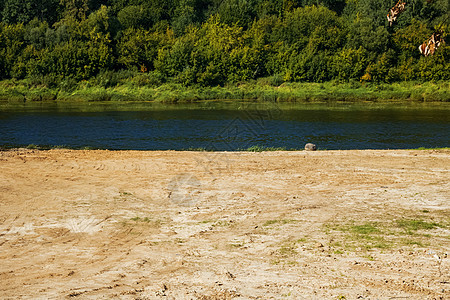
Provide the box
[0,0,448,92]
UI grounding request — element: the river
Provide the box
[0,101,449,150]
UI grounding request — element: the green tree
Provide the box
[118,26,174,71]
[155,29,196,84]
[393,18,431,59]
[351,0,392,27]
[60,0,89,21]
[24,19,47,48]
[0,23,25,78]
[117,5,150,29]
[172,0,199,36]
[301,0,346,15]
[365,49,398,82]
[217,0,256,28]
[2,0,59,25]
[276,5,343,48]
[269,5,345,82]
[416,42,450,81]
[332,47,368,82]
[0,0,449,84]
[254,0,285,19]
[346,17,390,57]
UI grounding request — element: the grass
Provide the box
[263,219,298,227]
[402,239,426,247]
[123,216,164,228]
[396,219,443,233]
[130,216,150,222]
[199,219,234,228]
[1,143,447,152]
[325,216,449,253]
[278,243,298,257]
[3,144,308,152]
[242,145,306,151]
[0,144,106,151]
[244,145,289,152]
[350,223,380,235]
[179,147,209,151]
[270,238,309,265]
[412,147,450,150]
[1,79,450,103]
[229,240,245,248]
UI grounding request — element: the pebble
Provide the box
[305,143,317,151]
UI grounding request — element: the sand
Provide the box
[0,149,449,299]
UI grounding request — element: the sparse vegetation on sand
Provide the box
[325,214,449,253]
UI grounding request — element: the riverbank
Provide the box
[0,149,449,298]
[1,79,449,103]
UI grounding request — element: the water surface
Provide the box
[0,101,449,150]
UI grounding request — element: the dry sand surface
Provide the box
[0,149,449,299]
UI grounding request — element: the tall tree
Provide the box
[2,0,59,24]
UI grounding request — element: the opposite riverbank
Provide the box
[0,149,449,298]
[1,80,449,103]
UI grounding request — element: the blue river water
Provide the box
[0,101,449,150]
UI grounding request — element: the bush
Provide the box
[130,71,165,87]
[90,69,134,88]
[25,88,56,101]
[332,47,368,82]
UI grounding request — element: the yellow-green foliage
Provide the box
[0,0,448,87]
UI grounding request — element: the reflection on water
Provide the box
[0,101,449,150]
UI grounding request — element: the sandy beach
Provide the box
[0,149,449,299]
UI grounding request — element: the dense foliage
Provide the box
[0,0,448,87]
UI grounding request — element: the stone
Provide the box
[305,143,317,151]
[315,242,324,248]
